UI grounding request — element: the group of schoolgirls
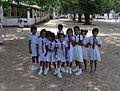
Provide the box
[28,24,102,78]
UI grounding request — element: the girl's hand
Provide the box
[96,43,101,47]
[78,41,83,45]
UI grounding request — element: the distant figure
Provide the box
[0,19,6,44]
[57,24,64,35]
[18,17,24,32]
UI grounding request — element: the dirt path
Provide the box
[0,19,120,91]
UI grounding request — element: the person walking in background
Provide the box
[18,17,24,32]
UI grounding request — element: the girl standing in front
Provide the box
[89,28,102,73]
[56,33,68,78]
[65,28,74,74]
[44,32,57,75]
[37,29,47,75]
[28,26,39,71]
[0,19,6,44]
[81,30,89,72]
[72,26,83,76]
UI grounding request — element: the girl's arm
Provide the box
[96,43,101,47]
[83,43,89,47]
[29,40,32,54]
[36,44,39,57]
[45,45,48,56]
[65,47,68,60]
[96,38,102,47]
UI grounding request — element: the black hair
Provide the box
[30,26,37,32]
[81,29,88,35]
[46,31,51,38]
[58,33,65,39]
[66,28,73,34]
[92,28,99,34]
[51,32,55,41]
[74,26,80,30]
[58,24,63,29]
[40,29,46,36]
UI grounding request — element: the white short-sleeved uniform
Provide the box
[46,40,56,62]
[37,37,47,62]
[89,36,102,61]
[73,34,83,62]
[28,34,38,57]
[65,36,74,63]
[57,30,64,35]
[82,37,89,60]
[56,39,68,62]
[18,18,24,28]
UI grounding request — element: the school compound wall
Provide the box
[0,4,50,26]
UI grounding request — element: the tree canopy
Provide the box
[1,0,120,24]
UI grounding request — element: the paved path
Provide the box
[0,19,120,91]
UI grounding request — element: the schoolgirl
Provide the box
[56,33,68,78]
[28,26,39,71]
[72,26,83,75]
[37,29,47,75]
[89,28,102,73]
[81,30,89,72]
[65,28,74,74]
[45,32,57,75]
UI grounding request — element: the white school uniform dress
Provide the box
[18,18,24,28]
[89,36,102,61]
[65,36,74,63]
[37,37,47,62]
[56,39,68,62]
[82,37,89,60]
[72,34,83,62]
[28,34,38,57]
[46,40,56,62]
[57,30,64,35]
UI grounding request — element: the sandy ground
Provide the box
[0,19,120,91]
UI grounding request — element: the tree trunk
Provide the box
[73,13,76,21]
[78,13,82,23]
[84,13,91,25]
[107,13,109,20]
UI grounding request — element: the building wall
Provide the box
[1,4,50,26]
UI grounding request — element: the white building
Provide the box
[0,4,50,26]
